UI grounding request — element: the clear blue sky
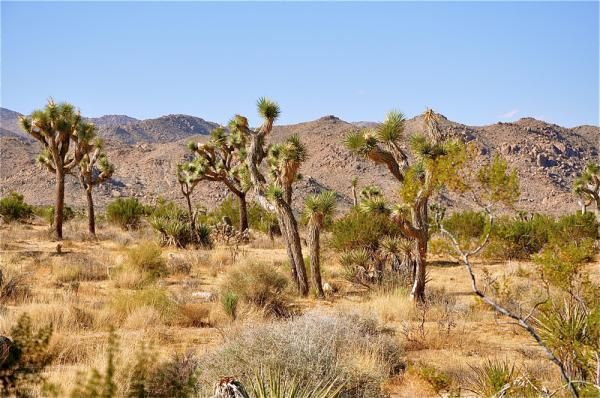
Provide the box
[2,1,598,127]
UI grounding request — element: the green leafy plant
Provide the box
[221,291,240,321]
[0,314,53,397]
[0,192,33,222]
[106,197,145,230]
[250,369,343,398]
[149,200,212,248]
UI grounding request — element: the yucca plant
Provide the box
[303,191,337,297]
[250,370,343,398]
[465,359,516,397]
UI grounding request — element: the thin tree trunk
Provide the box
[237,193,248,232]
[85,186,96,236]
[54,168,65,240]
[410,236,427,302]
[278,215,299,286]
[351,186,358,207]
[277,202,309,296]
[184,192,195,230]
[308,222,324,298]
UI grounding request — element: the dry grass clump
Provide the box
[112,242,167,288]
[0,266,32,304]
[220,262,290,318]
[198,310,404,398]
[100,287,177,327]
[52,253,107,283]
[0,303,96,334]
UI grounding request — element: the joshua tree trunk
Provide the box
[351,186,358,207]
[54,166,65,240]
[184,191,195,231]
[85,186,96,236]
[276,202,309,296]
[409,200,429,302]
[307,222,324,298]
[237,192,248,232]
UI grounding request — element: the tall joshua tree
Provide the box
[345,109,466,302]
[573,163,600,215]
[185,127,251,232]
[19,99,89,239]
[232,98,310,296]
[303,191,337,298]
[176,161,203,231]
[74,129,114,236]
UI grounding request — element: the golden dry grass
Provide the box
[0,217,597,397]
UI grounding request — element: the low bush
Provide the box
[198,311,404,398]
[52,253,107,283]
[0,192,33,222]
[484,214,553,260]
[416,364,453,395]
[330,208,401,252]
[221,291,239,320]
[0,268,31,304]
[220,263,289,317]
[149,200,212,248]
[199,196,277,234]
[126,242,167,279]
[106,197,145,230]
[35,205,75,226]
[442,210,487,245]
[465,359,535,397]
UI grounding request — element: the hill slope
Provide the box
[0,107,597,215]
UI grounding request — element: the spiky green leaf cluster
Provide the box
[250,369,343,398]
[257,97,281,121]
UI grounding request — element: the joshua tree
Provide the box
[185,127,251,232]
[303,191,337,298]
[176,161,202,232]
[73,129,114,236]
[232,98,310,296]
[574,163,600,215]
[19,99,89,239]
[345,109,466,302]
[350,176,358,206]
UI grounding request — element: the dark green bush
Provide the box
[484,214,553,260]
[442,210,487,243]
[550,211,599,244]
[106,197,145,230]
[0,192,33,222]
[149,200,212,248]
[35,205,76,226]
[330,208,401,252]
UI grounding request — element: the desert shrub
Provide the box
[221,291,239,320]
[442,210,487,244]
[330,208,401,252]
[199,311,403,398]
[340,248,376,287]
[177,303,212,328]
[35,205,75,226]
[0,313,53,397]
[106,197,145,230]
[220,263,289,317]
[0,268,31,304]
[249,369,344,398]
[416,364,452,395]
[464,359,536,397]
[126,242,167,279]
[550,211,599,245]
[0,192,33,222]
[485,214,554,260]
[149,200,212,248]
[144,351,200,397]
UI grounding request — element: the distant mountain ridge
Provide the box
[0,106,598,215]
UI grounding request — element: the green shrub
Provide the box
[199,311,403,398]
[417,364,452,395]
[550,211,599,244]
[330,208,401,252]
[485,214,553,260]
[221,263,289,317]
[35,205,75,226]
[149,200,212,248]
[199,196,277,234]
[442,210,487,243]
[106,197,145,230]
[0,314,53,397]
[110,287,177,324]
[0,192,33,222]
[221,291,239,321]
[465,359,537,397]
[250,369,344,398]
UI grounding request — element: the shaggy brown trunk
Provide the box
[278,216,299,284]
[237,192,248,232]
[54,167,65,240]
[184,192,195,231]
[276,202,309,296]
[85,186,96,236]
[410,201,429,302]
[307,222,324,298]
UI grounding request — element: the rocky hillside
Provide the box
[0,107,597,215]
